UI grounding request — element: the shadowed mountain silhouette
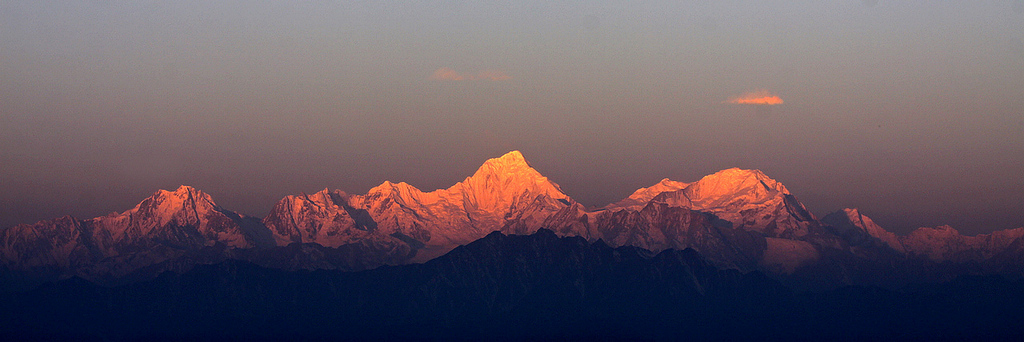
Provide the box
[3,229,1024,340]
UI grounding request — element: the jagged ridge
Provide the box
[3,150,1024,290]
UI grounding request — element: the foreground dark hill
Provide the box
[3,229,1024,341]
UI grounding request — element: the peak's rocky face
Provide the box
[900,225,1024,262]
[822,208,904,253]
[89,185,252,251]
[688,168,790,200]
[0,216,90,271]
[605,178,689,211]
[92,186,246,248]
[457,150,570,214]
[1,186,265,287]
[265,189,366,247]
[480,150,529,169]
[583,168,818,274]
[582,203,765,271]
[261,187,415,264]
[615,168,815,239]
[452,151,577,240]
[820,208,1024,264]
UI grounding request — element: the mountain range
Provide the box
[3,150,1024,290]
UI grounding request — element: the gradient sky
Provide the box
[2,1,1023,235]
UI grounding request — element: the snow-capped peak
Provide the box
[491,150,528,166]
[607,168,792,212]
[371,180,419,193]
[458,151,568,200]
[690,168,789,198]
[152,185,201,200]
[633,178,689,199]
[630,168,814,238]
[146,185,214,210]
[603,178,690,210]
[471,150,539,179]
[125,185,218,227]
[359,180,430,209]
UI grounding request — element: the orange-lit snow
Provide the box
[727,90,784,105]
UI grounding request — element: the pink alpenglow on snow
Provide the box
[727,90,784,105]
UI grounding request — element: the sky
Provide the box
[2,1,1023,235]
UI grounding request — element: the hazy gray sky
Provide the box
[2,1,1023,235]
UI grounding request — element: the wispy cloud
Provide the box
[726,90,784,105]
[430,67,511,81]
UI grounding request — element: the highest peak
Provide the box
[460,150,568,200]
[472,150,541,178]
[502,150,525,160]
[485,150,529,168]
